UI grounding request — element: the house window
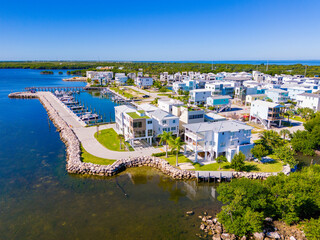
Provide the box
[148,129,153,136]
[147,120,152,124]
[133,122,142,128]
[171,127,176,131]
[173,120,176,123]
[162,120,167,124]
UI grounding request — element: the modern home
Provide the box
[184,120,253,162]
[205,83,234,96]
[115,105,153,146]
[204,113,226,122]
[280,85,313,100]
[135,77,153,88]
[172,81,188,93]
[172,105,205,126]
[147,109,180,137]
[250,100,284,128]
[245,94,267,106]
[157,99,184,114]
[296,93,320,112]
[115,73,128,85]
[189,89,212,105]
[206,96,231,111]
[138,103,159,113]
[265,89,289,103]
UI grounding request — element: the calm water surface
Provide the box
[0,69,222,239]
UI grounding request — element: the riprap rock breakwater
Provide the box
[8,91,196,180]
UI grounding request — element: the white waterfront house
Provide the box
[265,89,289,103]
[189,89,212,105]
[296,93,320,112]
[245,94,267,106]
[184,120,253,162]
[172,106,205,125]
[115,105,153,146]
[250,100,284,128]
[158,99,184,114]
[135,77,153,88]
[206,95,231,111]
[147,109,179,137]
[115,73,128,85]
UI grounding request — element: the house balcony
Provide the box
[185,131,204,142]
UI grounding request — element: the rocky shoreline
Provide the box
[197,213,305,240]
[8,91,289,180]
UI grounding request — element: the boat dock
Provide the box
[195,171,233,182]
[25,86,84,92]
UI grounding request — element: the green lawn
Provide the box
[290,115,306,122]
[94,128,134,152]
[81,145,115,165]
[110,87,134,99]
[161,154,283,172]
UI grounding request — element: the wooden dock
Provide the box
[195,171,233,182]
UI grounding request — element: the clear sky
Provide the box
[0,0,319,61]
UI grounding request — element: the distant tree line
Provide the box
[0,61,319,77]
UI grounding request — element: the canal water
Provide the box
[0,69,222,240]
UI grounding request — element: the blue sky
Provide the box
[0,0,319,61]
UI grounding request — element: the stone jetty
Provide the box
[8,91,287,180]
[8,91,195,180]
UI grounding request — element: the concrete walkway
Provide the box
[40,92,161,160]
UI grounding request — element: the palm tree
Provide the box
[279,129,290,141]
[159,131,173,158]
[259,130,282,152]
[169,137,185,166]
[118,134,124,150]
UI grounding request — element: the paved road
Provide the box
[41,92,161,160]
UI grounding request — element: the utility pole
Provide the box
[304,65,307,76]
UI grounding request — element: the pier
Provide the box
[25,86,84,92]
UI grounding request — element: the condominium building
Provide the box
[184,120,253,162]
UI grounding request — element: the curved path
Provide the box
[40,92,161,159]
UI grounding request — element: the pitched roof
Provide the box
[148,109,178,121]
[251,100,283,108]
[184,120,252,133]
[298,93,320,98]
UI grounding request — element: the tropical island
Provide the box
[40,70,54,74]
